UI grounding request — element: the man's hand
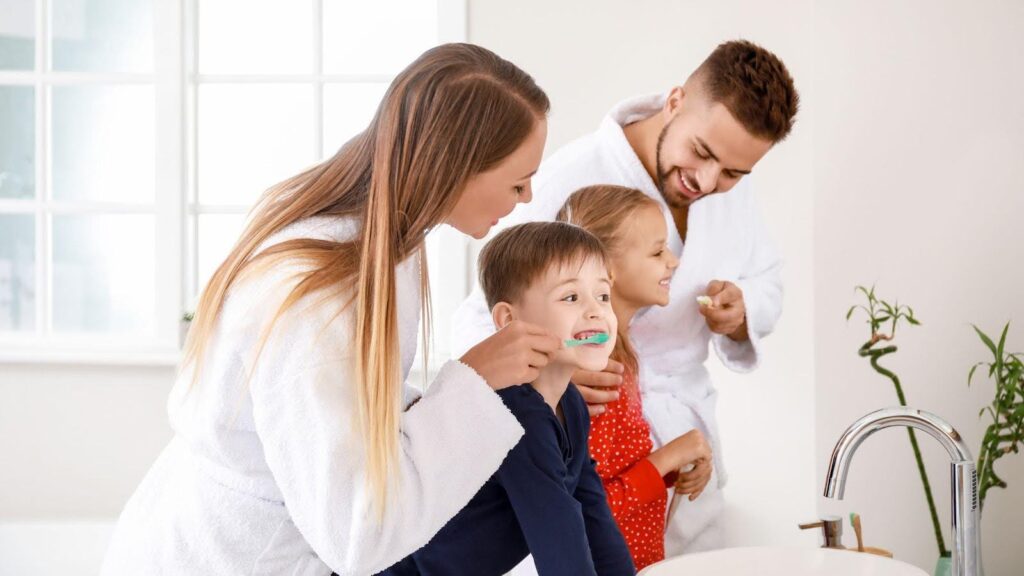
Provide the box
[571,358,624,416]
[699,280,749,342]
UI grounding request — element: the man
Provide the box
[452,39,799,557]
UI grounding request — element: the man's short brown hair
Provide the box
[478,222,607,310]
[692,39,800,142]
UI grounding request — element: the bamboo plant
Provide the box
[968,323,1024,510]
[846,285,947,558]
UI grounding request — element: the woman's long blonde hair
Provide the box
[555,185,661,379]
[182,43,549,517]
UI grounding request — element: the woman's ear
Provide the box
[491,302,515,331]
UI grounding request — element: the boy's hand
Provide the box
[571,358,624,416]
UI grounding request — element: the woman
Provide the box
[101,43,561,576]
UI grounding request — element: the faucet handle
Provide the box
[799,516,844,549]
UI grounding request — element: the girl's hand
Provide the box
[459,320,563,390]
[647,429,711,478]
[674,457,712,501]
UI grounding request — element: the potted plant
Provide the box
[846,286,948,568]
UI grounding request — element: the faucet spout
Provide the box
[822,407,980,576]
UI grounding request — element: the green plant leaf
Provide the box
[974,324,998,357]
[969,363,982,386]
[997,322,1010,364]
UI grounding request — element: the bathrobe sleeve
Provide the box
[711,189,783,373]
[248,293,525,576]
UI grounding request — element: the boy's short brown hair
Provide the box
[478,222,607,310]
[692,39,800,142]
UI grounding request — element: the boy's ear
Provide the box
[491,302,515,331]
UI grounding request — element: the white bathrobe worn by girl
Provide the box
[451,93,783,558]
[101,216,525,576]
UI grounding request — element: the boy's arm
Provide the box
[495,401,599,576]
[574,456,637,575]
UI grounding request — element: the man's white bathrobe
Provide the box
[451,93,783,557]
[101,216,525,576]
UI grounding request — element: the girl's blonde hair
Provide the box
[182,43,548,517]
[555,185,661,378]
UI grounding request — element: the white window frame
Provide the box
[0,0,469,365]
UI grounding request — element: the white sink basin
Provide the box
[638,546,928,575]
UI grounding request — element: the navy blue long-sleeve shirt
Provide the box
[376,383,635,576]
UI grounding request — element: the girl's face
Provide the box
[447,118,548,239]
[609,204,680,310]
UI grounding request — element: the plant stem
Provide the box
[861,342,949,557]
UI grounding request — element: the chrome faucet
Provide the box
[823,407,980,576]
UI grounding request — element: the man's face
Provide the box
[655,91,773,209]
[509,256,617,373]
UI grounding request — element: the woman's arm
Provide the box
[249,300,524,575]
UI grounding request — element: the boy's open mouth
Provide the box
[572,330,605,341]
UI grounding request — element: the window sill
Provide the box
[0,347,182,367]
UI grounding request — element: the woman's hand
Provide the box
[459,320,564,390]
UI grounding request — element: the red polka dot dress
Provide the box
[587,367,672,570]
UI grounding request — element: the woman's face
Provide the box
[447,118,548,239]
[609,204,680,310]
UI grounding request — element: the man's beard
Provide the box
[654,122,689,209]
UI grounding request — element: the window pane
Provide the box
[322,0,437,75]
[199,0,311,74]
[198,84,313,206]
[52,214,154,335]
[322,83,386,158]
[51,85,154,203]
[51,0,153,73]
[0,0,34,70]
[0,214,35,331]
[0,86,34,199]
[196,213,245,293]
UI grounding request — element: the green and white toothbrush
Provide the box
[564,332,610,347]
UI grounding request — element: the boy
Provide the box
[378,222,635,575]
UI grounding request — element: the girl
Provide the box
[557,185,713,570]
[101,44,564,576]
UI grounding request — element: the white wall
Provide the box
[468,0,819,550]
[813,1,1024,574]
[0,364,174,518]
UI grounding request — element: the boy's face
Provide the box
[494,256,617,373]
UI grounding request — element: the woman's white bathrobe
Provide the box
[451,93,783,557]
[101,216,525,576]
